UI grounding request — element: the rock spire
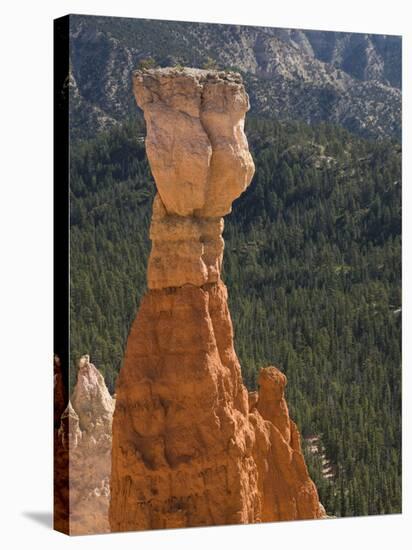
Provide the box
[109,67,325,532]
[55,356,115,535]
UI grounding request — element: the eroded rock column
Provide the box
[109,68,325,532]
[55,356,115,535]
[133,67,254,289]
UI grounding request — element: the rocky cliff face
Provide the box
[55,355,115,535]
[68,16,401,141]
[109,68,325,532]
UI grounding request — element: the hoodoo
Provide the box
[55,356,115,535]
[109,67,325,532]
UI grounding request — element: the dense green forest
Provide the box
[69,115,401,518]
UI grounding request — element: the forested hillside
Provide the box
[69,115,401,518]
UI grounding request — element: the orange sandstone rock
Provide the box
[252,367,325,521]
[109,283,325,531]
[133,68,255,290]
[109,68,325,532]
[133,68,254,219]
[257,367,291,442]
[110,282,260,530]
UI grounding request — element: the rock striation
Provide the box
[133,68,254,289]
[109,68,325,532]
[55,355,115,535]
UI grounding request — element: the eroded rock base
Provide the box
[109,282,325,532]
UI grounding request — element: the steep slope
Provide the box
[68,15,401,140]
[109,68,325,531]
[297,30,401,88]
